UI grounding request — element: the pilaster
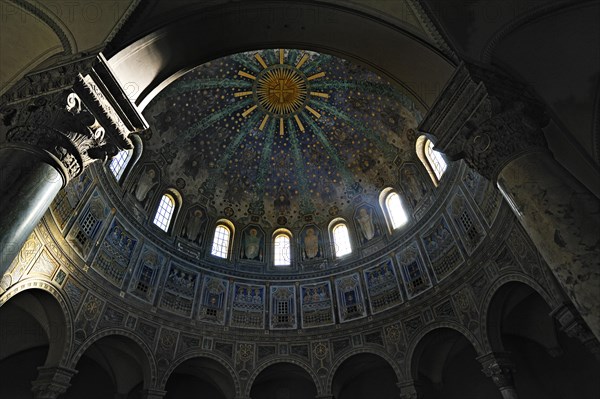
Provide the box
[419,61,600,341]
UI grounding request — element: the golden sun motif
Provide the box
[235,49,329,136]
[257,67,306,115]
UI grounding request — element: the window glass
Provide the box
[274,234,291,266]
[211,225,231,258]
[153,194,175,231]
[386,192,408,229]
[109,150,131,181]
[332,223,352,257]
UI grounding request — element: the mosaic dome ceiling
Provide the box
[141,49,423,228]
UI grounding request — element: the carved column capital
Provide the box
[418,62,549,181]
[2,54,147,184]
[397,379,421,399]
[477,352,516,390]
[30,366,78,399]
[552,303,600,360]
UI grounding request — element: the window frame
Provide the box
[211,221,234,260]
[108,149,132,181]
[273,229,292,266]
[416,135,447,186]
[330,221,352,259]
[152,193,176,232]
[379,188,410,233]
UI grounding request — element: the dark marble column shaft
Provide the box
[419,62,600,341]
[0,54,146,276]
[0,147,64,271]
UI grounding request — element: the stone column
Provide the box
[397,379,421,399]
[30,366,78,399]
[552,303,600,361]
[0,54,147,275]
[419,62,600,340]
[477,352,518,399]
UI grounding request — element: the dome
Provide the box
[105,49,447,276]
[142,49,421,227]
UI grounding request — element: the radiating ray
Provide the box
[234,91,253,98]
[305,105,321,119]
[255,53,268,69]
[238,71,256,80]
[242,104,257,117]
[182,98,253,139]
[259,114,270,131]
[307,71,326,81]
[311,98,396,157]
[157,79,252,100]
[310,80,415,109]
[254,117,277,202]
[303,114,355,189]
[310,91,330,98]
[294,114,305,132]
[231,53,262,73]
[279,49,285,64]
[287,119,314,214]
[296,53,309,69]
[203,111,263,189]
[279,118,284,136]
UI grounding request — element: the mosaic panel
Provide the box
[239,225,265,262]
[50,171,92,230]
[396,241,432,298]
[299,224,326,262]
[158,263,199,317]
[93,219,138,287]
[128,244,166,302]
[462,167,502,226]
[198,275,229,325]
[67,188,110,259]
[335,273,367,322]
[421,216,464,282]
[448,190,486,254]
[353,203,383,245]
[363,258,403,314]
[230,283,266,329]
[300,281,335,328]
[269,285,297,329]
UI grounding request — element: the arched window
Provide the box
[152,193,175,232]
[332,223,352,258]
[380,188,409,232]
[386,192,408,229]
[273,231,291,266]
[211,224,231,259]
[416,135,447,186]
[109,150,132,181]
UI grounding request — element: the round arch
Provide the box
[405,322,484,379]
[245,356,321,397]
[68,328,157,389]
[326,347,403,392]
[106,1,455,111]
[0,280,74,367]
[160,350,239,395]
[479,273,560,353]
